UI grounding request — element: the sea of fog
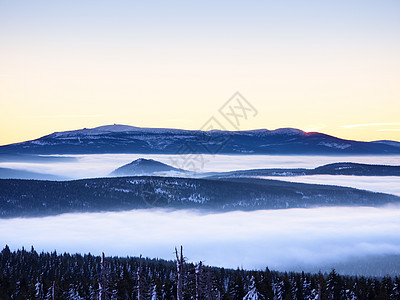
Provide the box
[259,175,400,196]
[0,154,400,179]
[1,154,400,276]
[1,154,400,196]
[1,207,400,276]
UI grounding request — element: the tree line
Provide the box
[0,245,399,299]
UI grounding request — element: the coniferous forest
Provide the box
[1,246,399,300]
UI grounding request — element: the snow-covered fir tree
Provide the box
[243,276,264,300]
[0,246,398,299]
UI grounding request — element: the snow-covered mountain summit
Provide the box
[48,124,306,138]
[48,124,187,138]
[1,124,400,155]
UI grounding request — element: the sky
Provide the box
[1,0,399,145]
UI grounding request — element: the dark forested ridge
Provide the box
[211,162,400,178]
[1,176,399,218]
[1,246,399,300]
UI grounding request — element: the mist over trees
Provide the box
[1,246,399,300]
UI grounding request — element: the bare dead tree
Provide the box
[99,252,107,300]
[195,261,203,300]
[175,246,185,300]
[137,254,144,300]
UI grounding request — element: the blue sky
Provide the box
[1,0,399,144]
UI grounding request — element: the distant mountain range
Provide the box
[1,176,399,218]
[0,157,398,181]
[373,140,400,148]
[110,159,400,178]
[210,162,400,178]
[1,124,400,155]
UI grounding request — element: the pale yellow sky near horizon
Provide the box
[1,1,399,145]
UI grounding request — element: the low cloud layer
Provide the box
[1,154,400,179]
[261,175,400,196]
[1,207,400,272]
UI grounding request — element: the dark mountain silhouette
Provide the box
[209,162,400,178]
[1,124,400,155]
[110,158,185,176]
[1,176,399,218]
[373,140,400,148]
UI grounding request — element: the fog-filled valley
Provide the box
[1,154,400,278]
[1,154,400,179]
[1,206,400,277]
[260,175,400,196]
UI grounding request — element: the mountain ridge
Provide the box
[1,176,399,218]
[1,124,400,155]
[109,159,400,178]
[209,162,400,178]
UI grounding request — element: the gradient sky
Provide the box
[1,0,399,145]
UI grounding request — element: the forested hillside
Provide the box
[1,177,399,218]
[212,162,400,177]
[1,246,399,299]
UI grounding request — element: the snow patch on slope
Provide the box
[318,142,351,150]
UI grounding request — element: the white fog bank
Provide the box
[1,207,400,274]
[1,154,400,179]
[260,175,400,196]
